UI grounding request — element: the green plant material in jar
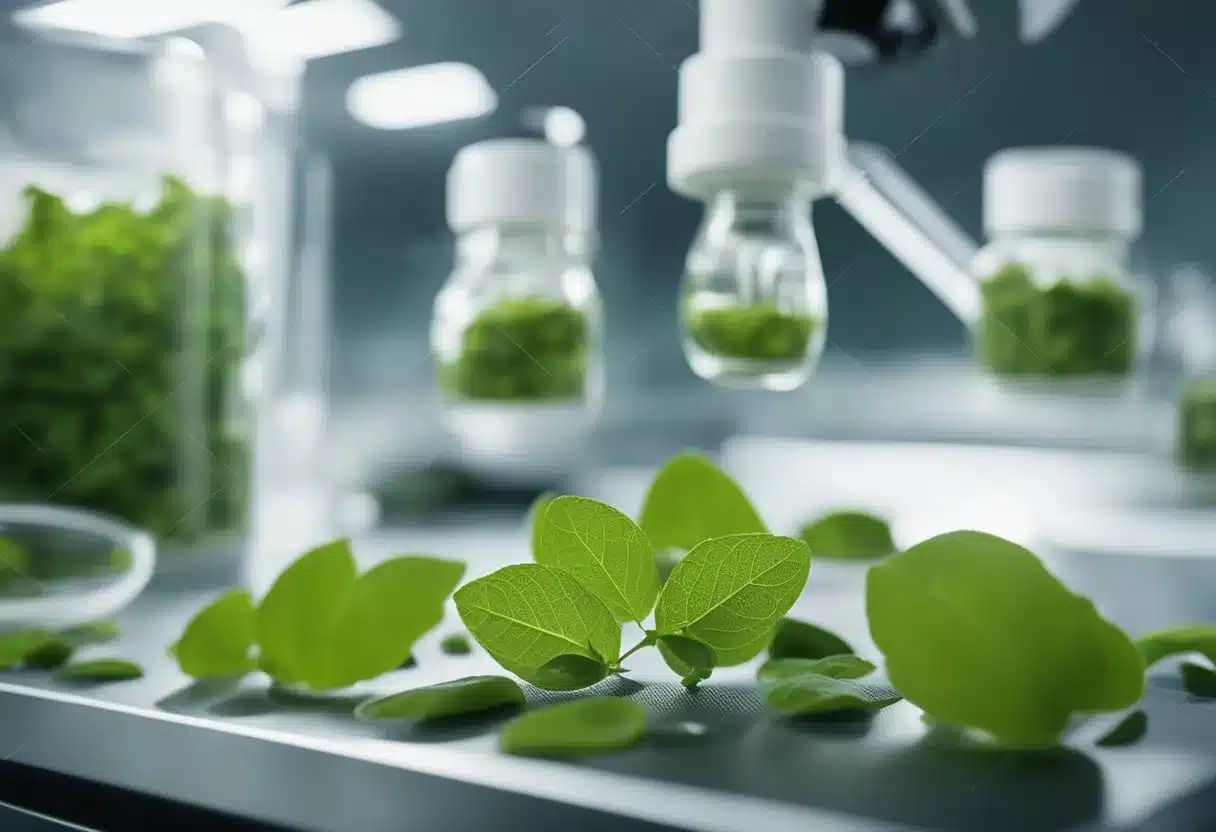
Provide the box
[974,262,1137,378]
[0,177,251,545]
[438,297,590,402]
[1178,378,1216,470]
[685,302,817,362]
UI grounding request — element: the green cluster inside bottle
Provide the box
[438,297,590,402]
[1178,378,1216,471]
[973,262,1137,378]
[0,177,250,546]
[685,302,818,362]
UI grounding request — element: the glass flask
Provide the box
[680,188,828,392]
[432,139,604,465]
[0,26,289,580]
[972,148,1148,381]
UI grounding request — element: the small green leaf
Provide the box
[655,534,810,666]
[866,531,1145,749]
[60,621,121,646]
[758,656,902,715]
[769,618,854,661]
[1135,624,1216,671]
[440,634,473,656]
[1096,710,1147,747]
[169,589,256,679]
[356,676,525,721]
[798,510,896,560]
[535,496,659,624]
[531,654,610,691]
[526,491,557,559]
[257,540,465,690]
[0,630,55,669]
[1181,662,1216,698]
[638,453,767,554]
[500,698,647,758]
[24,640,74,670]
[657,635,715,686]
[455,564,620,688]
[56,658,144,683]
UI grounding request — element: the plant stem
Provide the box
[615,633,656,667]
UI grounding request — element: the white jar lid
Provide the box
[983,147,1143,238]
[447,138,597,233]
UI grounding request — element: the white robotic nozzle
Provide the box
[698,0,825,54]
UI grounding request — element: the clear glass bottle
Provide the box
[432,140,603,462]
[972,148,1147,381]
[680,188,827,392]
[0,29,268,575]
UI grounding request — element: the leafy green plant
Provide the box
[1096,710,1147,748]
[440,634,473,656]
[0,177,250,544]
[798,511,896,561]
[0,620,121,671]
[974,262,1137,378]
[356,676,525,722]
[684,302,818,362]
[169,539,464,691]
[866,530,1144,749]
[437,298,590,402]
[499,697,648,758]
[1134,624,1216,670]
[1178,378,1216,470]
[758,656,902,716]
[769,618,853,661]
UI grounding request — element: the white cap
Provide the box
[446,139,597,233]
[667,50,845,200]
[983,147,1143,238]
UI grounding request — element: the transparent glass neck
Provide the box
[700,190,814,245]
[455,223,567,274]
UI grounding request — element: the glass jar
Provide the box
[0,30,260,566]
[432,140,604,464]
[680,189,828,391]
[972,148,1146,381]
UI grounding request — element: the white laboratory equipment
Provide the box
[432,138,604,473]
[667,0,1106,391]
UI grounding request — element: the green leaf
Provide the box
[60,621,121,646]
[169,589,257,679]
[455,563,621,688]
[866,530,1145,749]
[1135,624,1216,670]
[638,453,767,553]
[798,510,896,560]
[24,640,74,670]
[0,629,55,669]
[657,635,715,687]
[531,654,610,691]
[1096,710,1147,747]
[769,618,854,661]
[1181,662,1216,698]
[534,496,659,624]
[356,676,525,721]
[500,698,647,758]
[56,658,143,683]
[258,539,466,691]
[526,491,557,559]
[758,656,902,715]
[440,634,473,656]
[654,534,811,666]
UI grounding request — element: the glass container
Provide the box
[432,139,604,469]
[680,188,828,391]
[971,148,1148,382]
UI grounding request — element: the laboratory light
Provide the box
[242,0,402,61]
[11,0,278,40]
[346,63,498,131]
[543,107,586,148]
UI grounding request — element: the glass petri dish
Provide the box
[0,504,155,628]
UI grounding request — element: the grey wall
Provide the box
[301,0,1216,399]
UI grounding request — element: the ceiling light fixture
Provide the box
[346,62,498,131]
